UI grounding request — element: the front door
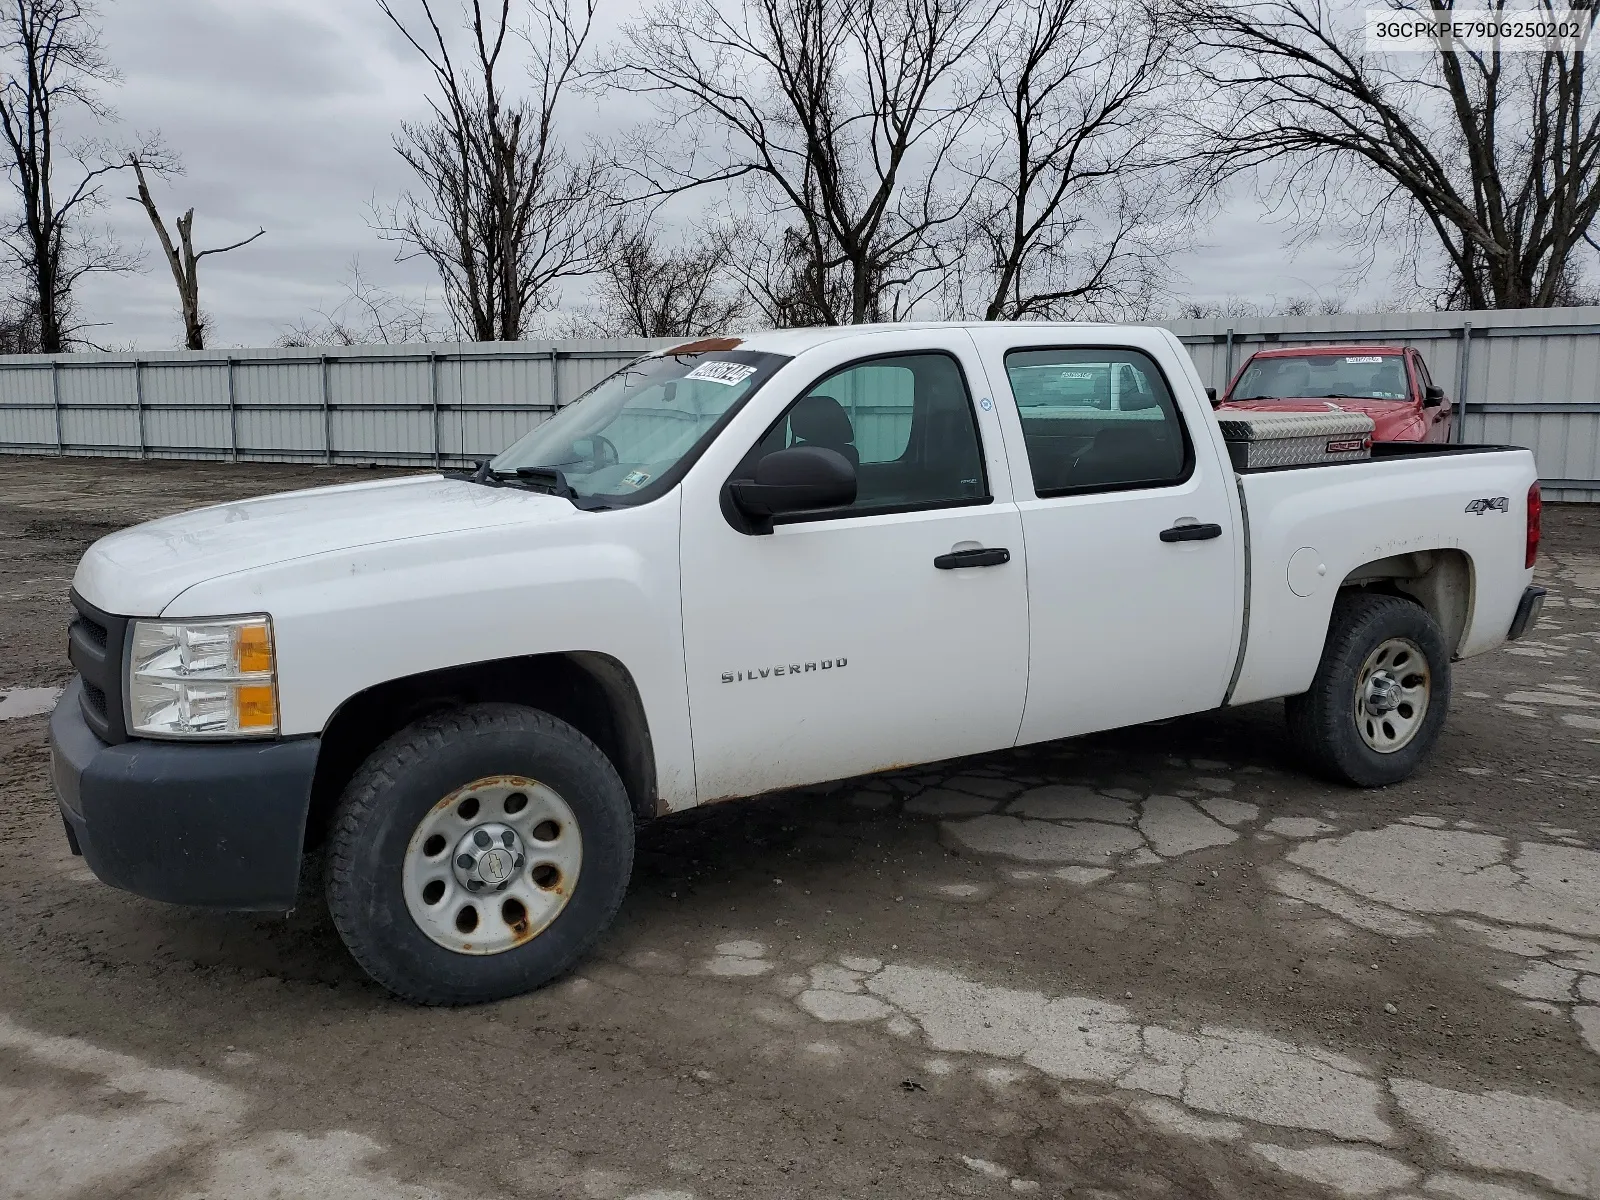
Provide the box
[678,341,1029,801]
[968,330,1242,743]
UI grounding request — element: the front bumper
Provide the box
[50,680,319,911]
[1507,585,1547,643]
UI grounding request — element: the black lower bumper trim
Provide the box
[50,680,319,911]
[1507,585,1547,643]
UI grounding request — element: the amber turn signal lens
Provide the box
[237,623,273,674]
[235,685,277,729]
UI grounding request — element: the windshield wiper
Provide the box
[508,466,578,499]
[463,459,578,498]
[462,461,614,509]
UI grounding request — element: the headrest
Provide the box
[790,394,855,447]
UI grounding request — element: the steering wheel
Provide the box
[574,434,619,471]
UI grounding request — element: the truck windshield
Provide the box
[488,349,788,502]
[1232,354,1409,402]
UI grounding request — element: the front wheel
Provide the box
[1285,592,1451,787]
[326,703,635,1004]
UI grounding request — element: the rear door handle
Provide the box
[1159,522,1223,543]
[934,547,1011,569]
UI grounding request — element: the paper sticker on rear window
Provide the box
[1343,356,1385,364]
[685,361,757,386]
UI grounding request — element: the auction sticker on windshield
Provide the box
[1345,356,1384,363]
[685,361,758,386]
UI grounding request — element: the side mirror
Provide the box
[1205,387,1219,407]
[1423,385,1445,408]
[729,445,857,533]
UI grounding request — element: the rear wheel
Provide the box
[326,703,634,1004]
[1285,592,1451,787]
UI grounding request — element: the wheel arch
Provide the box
[306,651,658,848]
[1337,547,1475,657]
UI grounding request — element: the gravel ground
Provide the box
[1,454,1598,1200]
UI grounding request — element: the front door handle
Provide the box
[1159,522,1222,543]
[935,547,1011,569]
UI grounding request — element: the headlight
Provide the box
[127,615,278,738]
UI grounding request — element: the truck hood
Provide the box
[1218,396,1422,441]
[73,473,576,615]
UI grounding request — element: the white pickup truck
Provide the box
[51,323,1546,1004]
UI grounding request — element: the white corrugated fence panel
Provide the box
[143,362,229,454]
[58,363,139,452]
[0,365,55,448]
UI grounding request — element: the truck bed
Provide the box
[1226,442,1538,706]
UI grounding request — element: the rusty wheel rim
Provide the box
[1354,637,1430,754]
[402,775,583,955]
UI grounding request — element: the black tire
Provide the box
[326,703,634,1005]
[1285,592,1451,788]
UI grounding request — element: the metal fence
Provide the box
[2,308,1598,500]
[0,339,675,470]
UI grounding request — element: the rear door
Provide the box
[967,328,1242,743]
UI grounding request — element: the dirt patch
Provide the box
[18,517,132,561]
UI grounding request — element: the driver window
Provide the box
[753,352,990,514]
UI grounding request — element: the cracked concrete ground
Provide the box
[2,456,1600,1199]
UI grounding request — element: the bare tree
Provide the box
[1169,296,1258,319]
[0,0,145,351]
[582,218,748,337]
[375,0,607,340]
[1179,0,1600,309]
[1167,286,1353,318]
[277,258,445,347]
[738,219,871,328]
[126,156,263,349]
[963,0,1186,320]
[610,0,1003,326]
[0,287,38,350]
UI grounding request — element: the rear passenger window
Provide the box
[1004,348,1190,495]
[753,352,989,514]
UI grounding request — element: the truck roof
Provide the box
[661,321,1170,358]
[1247,344,1409,358]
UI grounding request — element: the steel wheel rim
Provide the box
[1354,637,1430,754]
[403,775,583,955]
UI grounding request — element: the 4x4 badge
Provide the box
[1464,496,1509,514]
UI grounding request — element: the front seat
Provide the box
[789,394,859,469]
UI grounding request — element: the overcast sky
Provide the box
[69,0,1370,350]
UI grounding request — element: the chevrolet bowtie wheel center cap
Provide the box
[452,822,524,893]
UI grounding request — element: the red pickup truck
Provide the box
[1218,345,1454,443]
